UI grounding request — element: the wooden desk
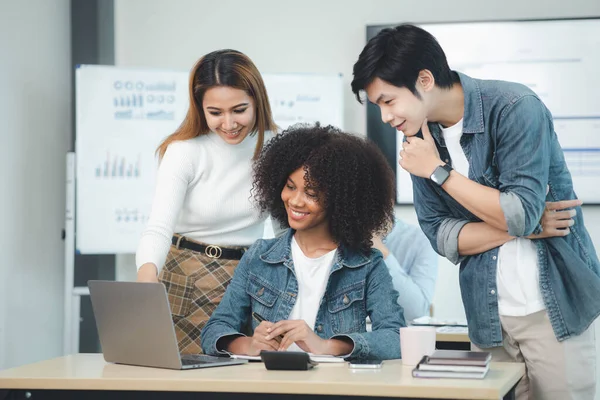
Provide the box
[0,354,523,400]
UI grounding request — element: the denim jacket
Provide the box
[411,72,600,348]
[201,229,405,360]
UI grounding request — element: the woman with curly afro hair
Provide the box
[253,123,395,252]
[201,123,406,360]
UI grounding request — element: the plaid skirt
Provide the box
[159,238,245,354]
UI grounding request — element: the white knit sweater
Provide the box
[135,132,272,271]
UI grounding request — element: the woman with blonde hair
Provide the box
[136,49,278,354]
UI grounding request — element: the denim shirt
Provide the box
[201,229,405,360]
[411,72,600,348]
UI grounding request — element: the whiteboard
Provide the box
[263,74,344,130]
[75,66,344,254]
[75,66,189,254]
[394,19,600,204]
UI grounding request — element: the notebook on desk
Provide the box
[412,350,491,379]
[88,280,248,370]
[412,360,490,379]
[426,350,491,366]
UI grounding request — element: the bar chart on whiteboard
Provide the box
[94,152,141,179]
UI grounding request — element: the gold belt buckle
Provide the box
[205,245,222,259]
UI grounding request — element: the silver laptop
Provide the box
[88,280,247,370]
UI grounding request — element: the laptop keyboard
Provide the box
[181,354,228,365]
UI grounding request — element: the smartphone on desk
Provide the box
[348,359,383,369]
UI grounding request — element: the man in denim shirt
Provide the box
[352,24,600,399]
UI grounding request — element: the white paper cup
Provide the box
[399,326,437,366]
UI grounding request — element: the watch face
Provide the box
[431,166,450,186]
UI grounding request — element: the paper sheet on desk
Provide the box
[309,354,346,363]
[229,353,346,363]
[229,354,262,361]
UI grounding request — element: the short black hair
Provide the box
[351,24,457,103]
[252,123,395,253]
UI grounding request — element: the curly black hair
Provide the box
[252,123,395,253]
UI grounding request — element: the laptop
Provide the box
[88,280,248,370]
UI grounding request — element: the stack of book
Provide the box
[412,350,491,379]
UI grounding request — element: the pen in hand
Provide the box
[252,312,284,342]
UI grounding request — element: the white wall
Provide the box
[0,0,71,369]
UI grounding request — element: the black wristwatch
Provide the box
[430,164,453,186]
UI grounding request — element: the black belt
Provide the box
[171,236,246,260]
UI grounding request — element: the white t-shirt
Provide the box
[440,119,469,177]
[440,120,545,317]
[287,236,337,352]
